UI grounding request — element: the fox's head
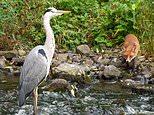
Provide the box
[122,44,137,63]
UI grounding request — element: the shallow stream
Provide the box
[0,73,154,115]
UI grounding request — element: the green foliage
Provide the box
[0,0,153,54]
[135,0,154,56]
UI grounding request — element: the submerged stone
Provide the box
[120,79,138,88]
[46,79,68,91]
[132,85,154,94]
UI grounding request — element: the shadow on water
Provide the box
[0,73,154,115]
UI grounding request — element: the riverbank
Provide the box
[0,44,154,95]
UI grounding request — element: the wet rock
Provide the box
[0,56,7,68]
[110,57,122,67]
[102,53,110,59]
[99,64,105,71]
[141,70,152,79]
[45,79,69,91]
[91,65,99,71]
[47,79,68,88]
[101,58,110,65]
[52,63,91,84]
[69,53,82,64]
[0,50,18,60]
[90,55,99,63]
[132,85,154,94]
[83,57,93,66]
[76,44,91,55]
[45,79,78,96]
[149,62,154,75]
[120,79,139,88]
[104,49,112,55]
[120,79,154,94]
[136,75,148,85]
[102,65,121,79]
[112,48,120,53]
[56,53,69,62]
[135,70,152,85]
[91,55,109,65]
[96,55,105,64]
[72,57,81,64]
[98,71,104,79]
[18,49,26,56]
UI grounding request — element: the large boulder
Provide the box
[51,63,91,84]
[103,65,121,79]
[0,50,18,60]
[44,78,77,97]
[56,53,69,62]
[76,44,91,55]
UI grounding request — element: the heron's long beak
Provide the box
[56,10,71,15]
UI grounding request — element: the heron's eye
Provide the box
[44,8,54,14]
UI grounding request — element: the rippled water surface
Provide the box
[0,74,154,115]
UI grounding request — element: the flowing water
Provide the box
[0,73,154,115]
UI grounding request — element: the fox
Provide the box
[122,34,140,69]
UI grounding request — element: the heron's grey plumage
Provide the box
[18,8,71,114]
[19,46,49,106]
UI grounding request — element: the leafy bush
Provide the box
[0,0,153,55]
[135,0,154,56]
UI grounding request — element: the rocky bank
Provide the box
[0,44,154,94]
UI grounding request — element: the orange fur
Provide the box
[122,34,140,62]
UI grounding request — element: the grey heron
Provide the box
[18,7,71,114]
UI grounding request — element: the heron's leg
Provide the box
[32,87,38,115]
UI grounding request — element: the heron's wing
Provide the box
[19,48,49,106]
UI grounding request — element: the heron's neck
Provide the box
[44,17,55,49]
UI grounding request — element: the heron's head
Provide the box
[44,7,71,18]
